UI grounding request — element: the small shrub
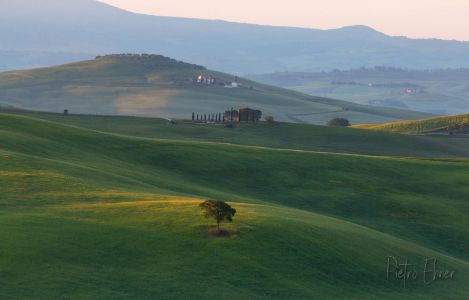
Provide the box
[265,116,275,124]
[327,118,351,127]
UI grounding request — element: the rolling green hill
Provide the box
[0,54,431,125]
[3,108,469,158]
[1,112,469,299]
[355,114,469,134]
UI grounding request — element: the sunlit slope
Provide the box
[2,197,468,299]
[3,109,469,158]
[356,114,469,134]
[0,55,430,124]
[1,113,469,299]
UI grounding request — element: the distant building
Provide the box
[196,74,216,85]
[225,108,262,123]
[404,88,418,95]
[196,74,239,87]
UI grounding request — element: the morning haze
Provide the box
[3,0,469,74]
[100,0,469,41]
[1,0,469,299]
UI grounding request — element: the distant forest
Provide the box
[254,66,469,83]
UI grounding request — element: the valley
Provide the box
[249,67,469,115]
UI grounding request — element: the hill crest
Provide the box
[0,56,432,124]
[93,54,206,70]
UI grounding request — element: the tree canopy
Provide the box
[199,200,236,231]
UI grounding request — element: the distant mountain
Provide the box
[0,54,431,124]
[2,0,469,74]
[248,67,469,115]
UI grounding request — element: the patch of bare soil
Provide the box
[207,228,231,238]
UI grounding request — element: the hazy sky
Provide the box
[99,0,469,41]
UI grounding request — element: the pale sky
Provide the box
[99,0,469,41]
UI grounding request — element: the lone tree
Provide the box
[199,200,236,231]
[327,118,351,127]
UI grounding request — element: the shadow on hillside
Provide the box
[196,225,232,238]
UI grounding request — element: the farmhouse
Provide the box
[196,74,240,88]
[197,75,216,85]
[225,108,262,123]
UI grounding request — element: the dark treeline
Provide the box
[192,112,225,124]
[95,54,206,70]
[328,66,469,80]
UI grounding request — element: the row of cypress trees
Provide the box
[192,112,225,123]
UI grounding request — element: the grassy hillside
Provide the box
[3,108,469,159]
[1,113,469,299]
[0,55,431,125]
[355,114,469,134]
[248,67,469,115]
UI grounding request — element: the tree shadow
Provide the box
[196,225,232,238]
[208,228,231,238]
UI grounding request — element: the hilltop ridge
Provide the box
[0,56,431,124]
[94,54,206,70]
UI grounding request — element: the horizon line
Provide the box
[96,0,469,42]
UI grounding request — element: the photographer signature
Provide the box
[386,256,455,288]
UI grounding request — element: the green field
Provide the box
[0,55,431,125]
[3,108,469,159]
[1,112,469,299]
[355,114,469,134]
